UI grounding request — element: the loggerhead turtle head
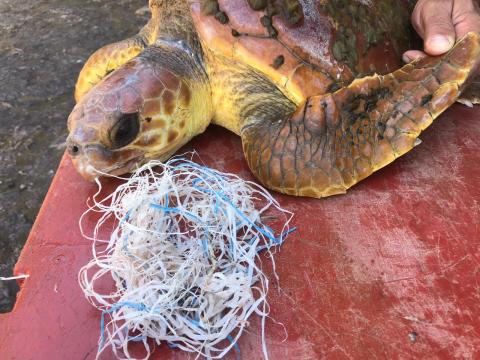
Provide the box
[67,55,211,181]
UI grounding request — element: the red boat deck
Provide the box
[1,104,479,359]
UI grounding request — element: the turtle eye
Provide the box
[109,112,140,149]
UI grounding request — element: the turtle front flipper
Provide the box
[241,32,480,198]
[74,20,155,102]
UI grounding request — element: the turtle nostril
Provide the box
[68,143,81,156]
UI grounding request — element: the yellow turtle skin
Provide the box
[67,0,480,198]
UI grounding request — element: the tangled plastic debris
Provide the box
[78,156,295,359]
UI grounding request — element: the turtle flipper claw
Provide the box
[241,32,480,198]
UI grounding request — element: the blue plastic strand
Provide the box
[227,335,241,360]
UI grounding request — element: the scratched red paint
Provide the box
[0,104,479,359]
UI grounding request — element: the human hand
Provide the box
[403,0,480,63]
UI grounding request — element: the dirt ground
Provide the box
[0,0,149,312]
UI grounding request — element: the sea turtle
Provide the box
[67,0,480,198]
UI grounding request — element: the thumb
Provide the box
[421,7,456,55]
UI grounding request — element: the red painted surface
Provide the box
[1,104,479,359]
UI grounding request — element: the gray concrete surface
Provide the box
[0,0,148,312]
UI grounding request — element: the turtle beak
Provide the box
[67,137,145,181]
[72,159,99,181]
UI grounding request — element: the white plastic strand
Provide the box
[78,156,294,360]
[0,274,29,281]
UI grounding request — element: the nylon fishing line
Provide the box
[78,155,295,360]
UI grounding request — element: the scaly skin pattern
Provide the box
[68,0,480,198]
[68,0,213,180]
[73,0,198,102]
[241,33,480,197]
[73,13,162,103]
[74,37,148,102]
[68,44,212,180]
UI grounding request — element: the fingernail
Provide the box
[402,54,412,63]
[427,35,455,53]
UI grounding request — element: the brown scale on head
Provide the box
[67,56,195,180]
